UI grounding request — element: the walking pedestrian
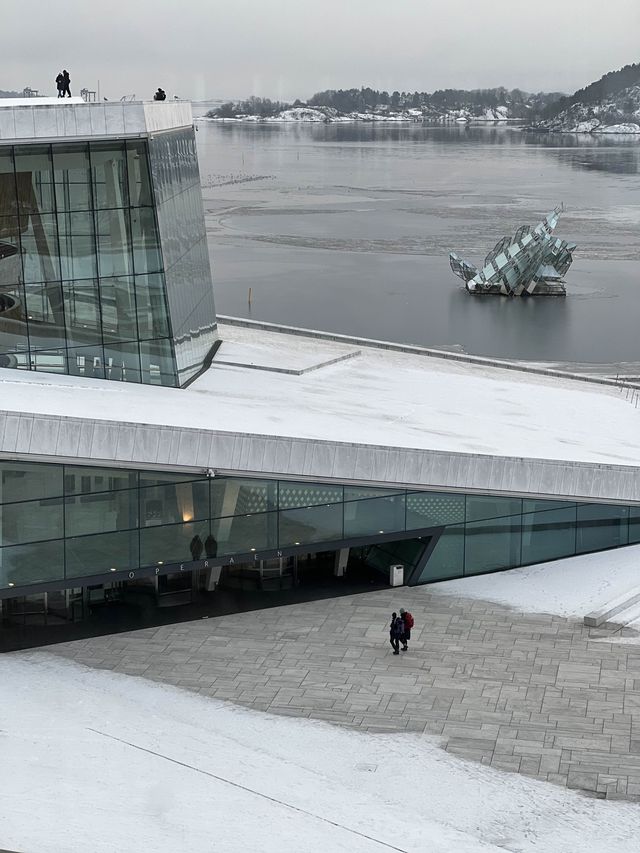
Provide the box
[55,71,64,98]
[61,70,72,98]
[389,611,404,655]
[399,607,414,651]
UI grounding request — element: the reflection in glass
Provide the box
[90,143,128,209]
[465,515,521,574]
[99,275,137,341]
[65,529,139,577]
[0,539,64,587]
[343,494,405,538]
[406,491,465,529]
[521,507,576,565]
[57,210,97,280]
[278,503,343,547]
[139,338,177,386]
[576,504,629,554]
[53,144,92,212]
[466,495,523,522]
[419,524,465,581]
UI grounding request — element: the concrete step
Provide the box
[602,600,640,631]
[584,586,640,628]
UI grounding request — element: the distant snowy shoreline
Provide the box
[200,105,520,125]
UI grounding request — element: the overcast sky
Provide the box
[4,0,639,102]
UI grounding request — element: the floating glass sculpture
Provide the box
[449,206,576,296]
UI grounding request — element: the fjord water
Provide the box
[196,119,640,364]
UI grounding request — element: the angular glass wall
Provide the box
[0,140,177,386]
[148,129,218,384]
[2,461,640,595]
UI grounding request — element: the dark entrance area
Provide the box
[0,536,433,652]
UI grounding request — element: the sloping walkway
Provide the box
[44,586,640,800]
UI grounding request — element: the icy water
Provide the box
[195,117,640,363]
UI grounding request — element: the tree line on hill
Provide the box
[544,62,640,119]
[209,87,563,119]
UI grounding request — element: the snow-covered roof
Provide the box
[1,320,639,503]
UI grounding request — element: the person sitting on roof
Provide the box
[153,88,167,101]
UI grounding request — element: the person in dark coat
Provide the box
[389,611,404,655]
[399,607,414,651]
[55,72,64,98]
[153,87,167,101]
[61,70,71,98]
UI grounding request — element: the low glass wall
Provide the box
[0,460,638,592]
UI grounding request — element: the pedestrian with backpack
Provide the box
[399,607,414,651]
[389,611,404,655]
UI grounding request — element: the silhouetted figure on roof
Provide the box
[61,70,71,98]
[153,87,166,101]
[55,72,64,98]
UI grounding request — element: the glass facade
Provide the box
[1,460,639,595]
[148,129,218,383]
[0,133,216,387]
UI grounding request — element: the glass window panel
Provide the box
[53,144,92,212]
[464,515,521,575]
[64,467,137,495]
[277,481,344,509]
[212,511,276,556]
[63,279,102,345]
[65,529,139,577]
[522,498,575,513]
[576,504,629,554]
[57,210,97,280]
[406,491,465,529]
[139,471,201,486]
[13,146,55,215]
[99,275,137,342]
[140,520,209,566]
[140,338,177,387]
[344,486,403,501]
[466,495,523,522]
[135,273,170,340]
[131,207,162,274]
[95,208,132,278]
[0,461,63,504]
[0,217,28,355]
[28,347,67,374]
[65,488,138,537]
[103,340,141,383]
[0,150,17,216]
[343,494,406,538]
[90,143,128,209]
[140,480,209,526]
[0,497,63,546]
[417,525,465,582]
[126,140,153,207]
[629,507,640,545]
[211,478,278,518]
[66,344,105,379]
[278,504,343,547]
[24,281,66,350]
[19,212,61,283]
[521,507,576,565]
[0,539,64,588]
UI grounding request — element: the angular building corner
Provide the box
[0,98,218,387]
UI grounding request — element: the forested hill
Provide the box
[544,62,640,118]
[308,87,560,118]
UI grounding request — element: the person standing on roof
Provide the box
[399,607,414,651]
[61,70,71,98]
[55,71,64,98]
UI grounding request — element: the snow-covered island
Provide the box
[203,88,558,125]
[204,104,515,124]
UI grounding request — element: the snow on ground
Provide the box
[1,321,639,468]
[1,653,639,853]
[431,544,640,618]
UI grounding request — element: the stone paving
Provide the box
[41,586,640,801]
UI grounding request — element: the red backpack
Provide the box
[404,612,414,629]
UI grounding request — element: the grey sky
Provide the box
[5,0,639,102]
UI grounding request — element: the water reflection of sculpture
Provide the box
[449,206,576,297]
